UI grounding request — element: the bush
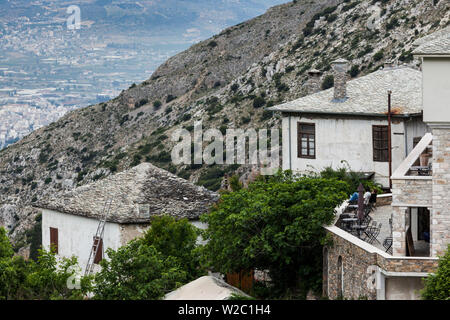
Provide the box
[134,98,148,109]
[373,50,384,62]
[321,75,334,90]
[166,95,177,103]
[261,110,274,121]
[421,245,450,300]
[207,40,218,48]
[153,100,162,109]
[349,65,360,78]
[253,96,266,108]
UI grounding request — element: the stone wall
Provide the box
[391,178,433,207]
[325,231,377,300]
[324,229,439,300]
[391,178,433,256]
[431,127,450,257]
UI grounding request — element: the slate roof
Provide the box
[268,67,422,116]
[412,25,450,56]
[36,163,219,224]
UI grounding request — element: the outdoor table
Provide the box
[351,224,368,238]
[341,218,358,231]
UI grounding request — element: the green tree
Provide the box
[0,227,13,259]
[1,227,88,300]
[421,245,450,300]
[201,171,349,298]
[26,248,89,300]
[93,240,187,300]
[142,216,205,280]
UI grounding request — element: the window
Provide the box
[49,227,58,254]
[93,237,103,264]
[337,256,343,297]
[372,125,389,162]
[297,123,316,159]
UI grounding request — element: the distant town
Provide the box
[0,16,186,149]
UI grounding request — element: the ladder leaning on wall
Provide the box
[85,198,113,276]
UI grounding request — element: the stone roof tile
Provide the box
[36,163,219,224]
[268,67,422,115]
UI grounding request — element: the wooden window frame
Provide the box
[49,227,58,254]
[372,125,389,162]
[297,122,316,159]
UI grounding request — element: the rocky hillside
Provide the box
[1,0,449,254]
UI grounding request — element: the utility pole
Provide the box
[387,90,392,191]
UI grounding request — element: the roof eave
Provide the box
[413,53,450,58]
[271,109,423,118]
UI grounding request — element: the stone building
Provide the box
[323,27,449,300]
[35,162,219,272]
[269,60,429,188]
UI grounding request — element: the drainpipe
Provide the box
[388,90,392,191]
[288,115,292,171]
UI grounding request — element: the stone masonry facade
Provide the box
[391,178,432,256]
[324,230,439,300]
[431,127,450,257]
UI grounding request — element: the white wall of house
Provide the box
[282,115,427,188]
[422,57,450,124]
[42,209,123,270]
[42,209,207,270]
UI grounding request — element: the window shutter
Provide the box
[50,227,58,254]
[93,237,103,264]
[373,125,389,162]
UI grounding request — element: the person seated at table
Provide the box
[364,189,372,205]
[368,189,378,207]
[349,192,358,204]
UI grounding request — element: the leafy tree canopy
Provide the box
[201,171,350,297]
[93,216,205,300]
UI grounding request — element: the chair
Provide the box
[366,223,382,245]
[383,237,393,254]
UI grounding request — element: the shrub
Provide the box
[134,98,148,109]
[253,96,266,108]
[321,75,334,90]
[261,110,274,121]
[421,245,450,300]
[153,100,162,109]
[207,40,218,48]
[349,65,360,78]
[373,50,384,62]
[166,95,177,103]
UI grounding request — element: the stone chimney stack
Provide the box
[306,69,322,94]
[331,58,349,101]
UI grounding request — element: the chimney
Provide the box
[306,69,322,94]
[331,58,349,101]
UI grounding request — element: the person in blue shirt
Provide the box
[349,192,358,203]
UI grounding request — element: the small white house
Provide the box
[269,60,429,188]
[36,163,219,271]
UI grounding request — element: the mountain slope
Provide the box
[1,0,449,255]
